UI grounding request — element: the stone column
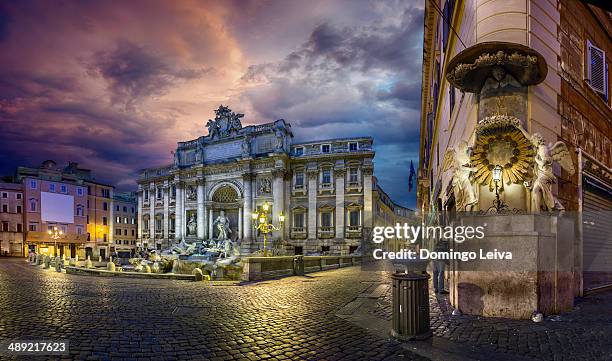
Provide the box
[196,179,205,240]
[334,168,345,239]
[272,169,285,241]
[175,181,182,240]
[307,168,318,240]
[181,185,187,239]
[163,181,169,244]
[238,208,243,239]
[363,166,373,229]
[149,183,155,239]
[137,185,143,242]
[242,173,253,242]
[208,208,214,240]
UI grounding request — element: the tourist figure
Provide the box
[433,238,449,294]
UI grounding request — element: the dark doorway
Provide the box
[85,247,93,260]
[294,246,303,255]
[100,248,106,260]
[70,244,76,258]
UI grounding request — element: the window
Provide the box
[131,218,135,225]
[295,172,304,187]
[49,183,56,192]
[102,189,110,198]
[321,212,333,227]
[28,223,38,231]
[30,200,37,212]
[124,229,127,236]
[442,0,456,52]
[2,222,8,232]
[60,225,67,234]
[124,217,128,224]
[171,186,176,199]
[155,218,162,231]
[17,223,22,232]
[2,205,7,213]
[87,186,91,194]
[587,40,608,99]
[1,192,7,198]
[103,234,107,242]
[321,246,330,253]
[322,169,331,184]
[16,205,22,214]
[321,144,331,153]
[103,217,108,226]
[156,187,162,199]
[144,219,149,230]
[76,206,84,216]
[131,229,135,236]
[60,184,67,194]
[103,202,108,211]
[116,216,121,223]
[144,189,149,201]
[76,226,83,235]
[16,193,22,200]
[349,210,360,227]
[170,217,175,230]
[77,187,84,196]
[349,142,358,152]
[131,207,135,213]
[349,168,359,183]
[87,199,90,208]
[449,85,456,113]
[123,206,127,212]
[115,228,121,235]
[293,213,304,228]
[86,215,89,224]
[294,147,304,156]
[30,180,37,189]
[116,205,120,212]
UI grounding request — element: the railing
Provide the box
[318,227,335,238]
[291,227,307,238]
[346,226,362,238]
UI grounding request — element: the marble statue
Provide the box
[443,141,478,212]
[187,213,197,235]
[241,135,251,155]
[206,119,220,139]
[186,185,196,201]
[207,105,244,138]
[213,211,232,241]
[529,134,574,212]
[258,178,271,194]
[275,129,284,150]
[481,66,521,93]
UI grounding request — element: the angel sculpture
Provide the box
[529,134,574,212]
[443,141,478,212]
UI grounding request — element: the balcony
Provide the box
[318,226,335,239]
[346,181,362,193]
[318,183,334,195]
[291,227,307,239]
[345,226,362,239]
[292,184,306,196]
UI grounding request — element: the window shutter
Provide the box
[587,40,607,96]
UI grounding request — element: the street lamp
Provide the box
[490,165,509,213]
[252,202,285,256]
[48,226,63,257]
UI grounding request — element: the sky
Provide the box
[0,0,424,208]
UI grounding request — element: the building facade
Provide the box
[138,105,407,256]
[15,160,112,259]
[85,181,113,260]
[418,1,611,297]
[0,182,24,256]
[112,192,138,257]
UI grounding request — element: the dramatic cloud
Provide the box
[0,0,423,207]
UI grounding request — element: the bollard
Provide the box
[43,256,51,269]
[85,256,93,269]
[293,255,304,276]
[107,261,116,272]
[391,272,432,341]
[55,256,62,272]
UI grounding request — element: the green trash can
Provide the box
[293,255,304,276]
[391,272,432,340]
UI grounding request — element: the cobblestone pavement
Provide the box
[370,280,612,361]
[0,259,428,361]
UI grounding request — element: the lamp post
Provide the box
[252,202,285,256]
[48,226,63,257]
[491,165,508,213]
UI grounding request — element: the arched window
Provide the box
[212,185,238,203]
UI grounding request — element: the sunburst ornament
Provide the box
[471,115,534,191]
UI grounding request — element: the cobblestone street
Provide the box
[1,259,612,361]
[0,259,426,361]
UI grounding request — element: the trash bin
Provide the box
[391,272,432,340]
[293,255,304,276]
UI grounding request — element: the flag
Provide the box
[408,160,416,192]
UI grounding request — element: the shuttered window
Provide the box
[586,40,608,100]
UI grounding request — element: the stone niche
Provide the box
[449,214,575,319]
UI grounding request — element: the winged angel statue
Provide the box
[443,141,478,212]
[529,134,574,212]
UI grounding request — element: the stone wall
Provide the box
[242,255,362,281]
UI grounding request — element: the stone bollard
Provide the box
[35,254,42,265]
[107,261,116,272]
[43,256,51,269]
[192,268,204,281]
[55,256,62,272]
[85,256,93,269]
[98,256,102,263]
[145,265,152,273]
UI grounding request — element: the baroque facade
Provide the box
[138,105,403,255]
